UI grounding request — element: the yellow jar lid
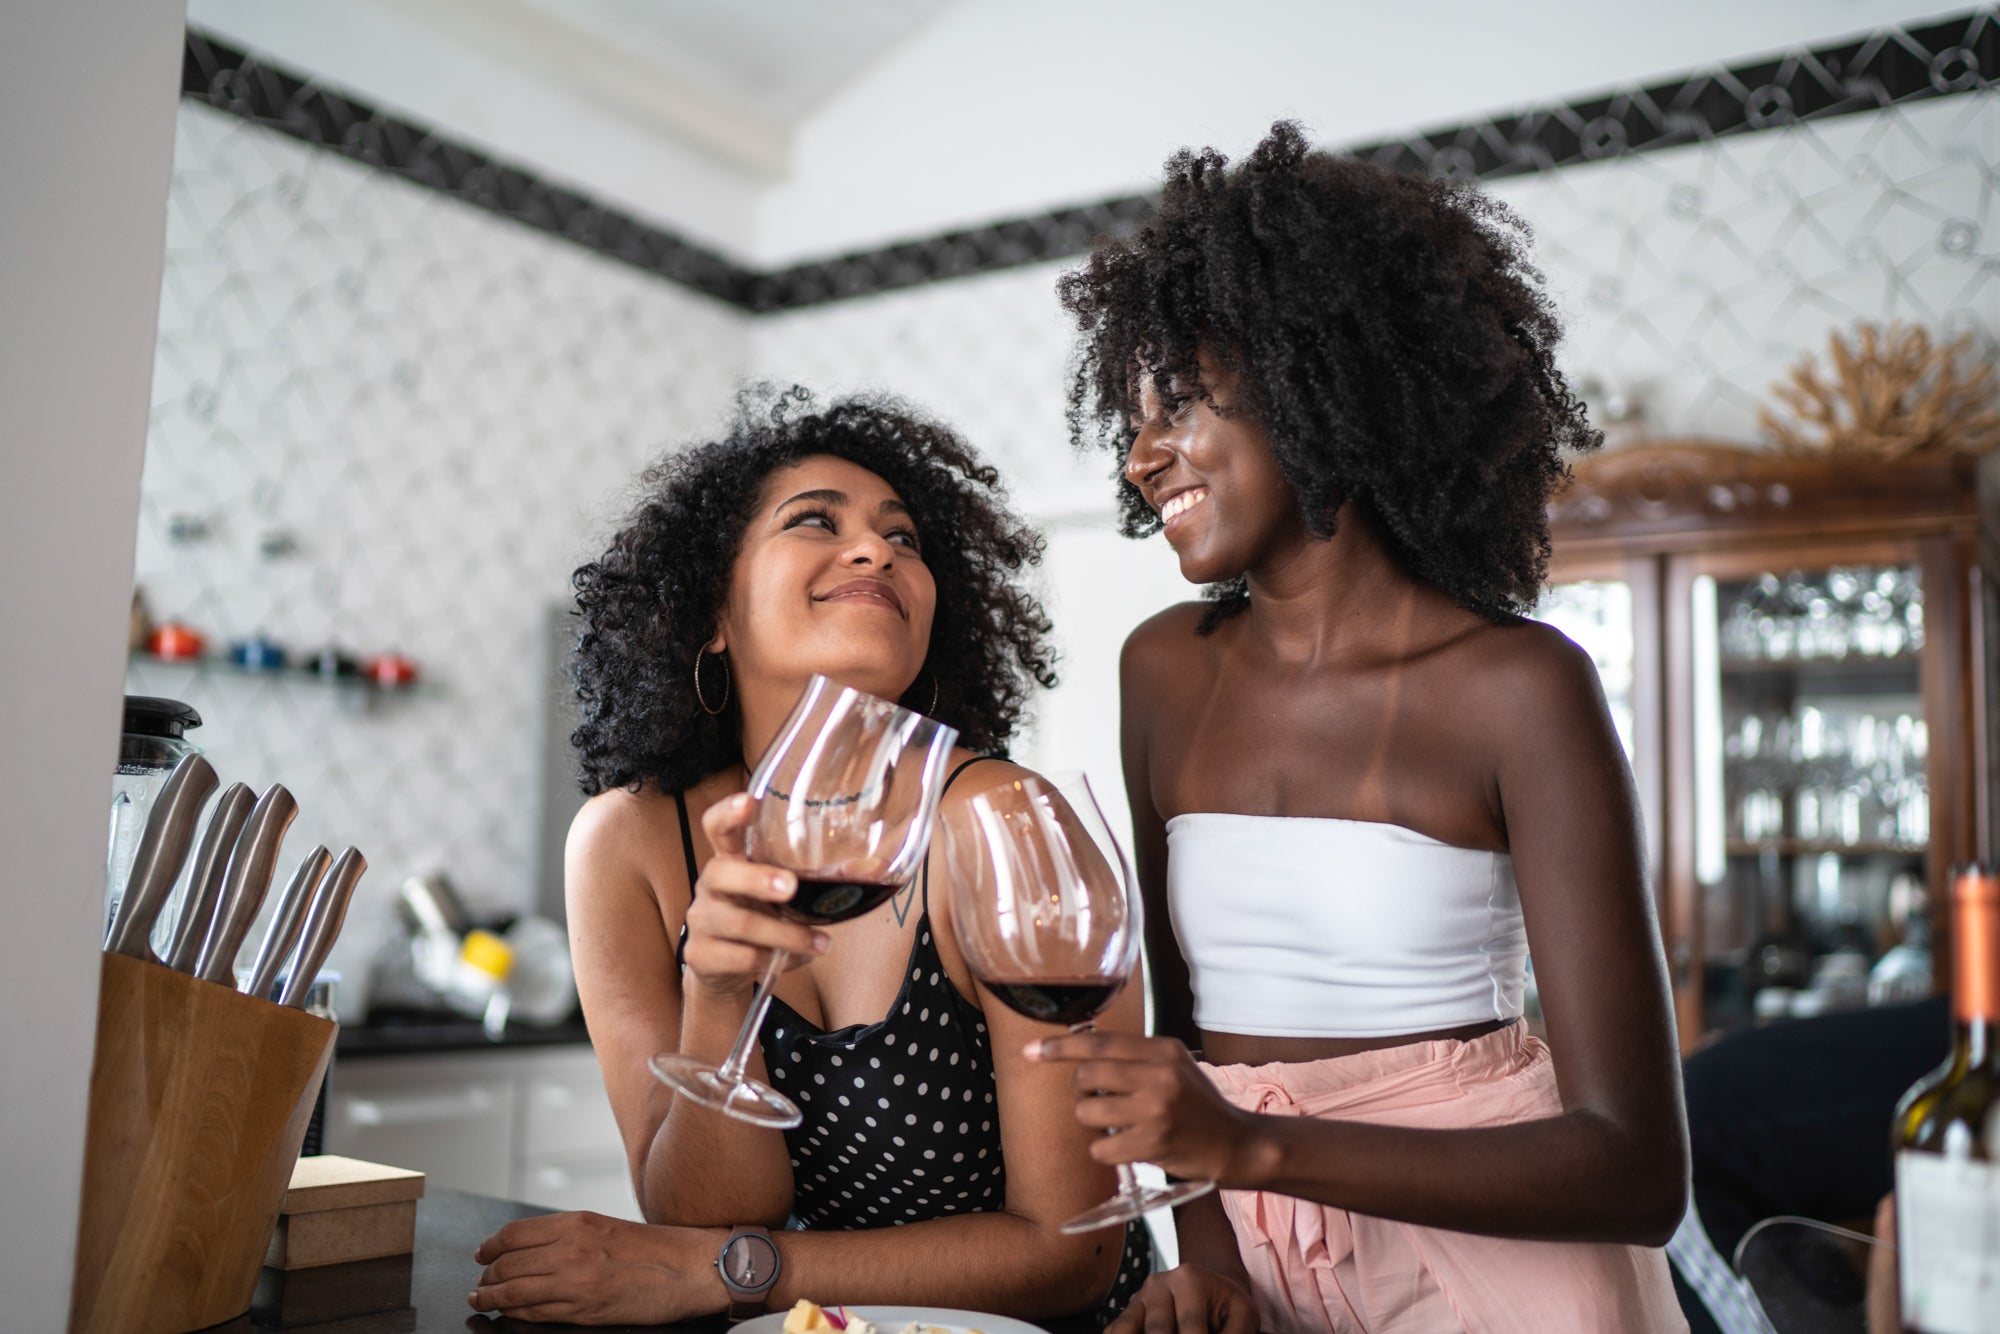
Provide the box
[460,928,515,981]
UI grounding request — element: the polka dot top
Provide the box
[671,759,1152,1322]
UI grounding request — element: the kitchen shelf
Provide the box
[1724,838,1926,858]
[1717,657,1922,695]
[127,652,438,698]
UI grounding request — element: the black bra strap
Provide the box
[672,789,700,890]
[672,790,700,970]
[921,755,1002,917]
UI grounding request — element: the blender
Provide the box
[107,695,204,948]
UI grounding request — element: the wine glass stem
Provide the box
[716,948,788,1085]
[1070,1017,1145,1200]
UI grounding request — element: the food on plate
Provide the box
[784,1301,837,1334]
[782,1301,878,1334]
[781,1303,995,1334]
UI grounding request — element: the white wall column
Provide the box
[0,2,187,1324]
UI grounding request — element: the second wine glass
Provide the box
[947,770,1215,1233]
[649,674,958,1128]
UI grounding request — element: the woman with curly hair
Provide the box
[1030,123,1688,1333]
[469,391,1153,1324]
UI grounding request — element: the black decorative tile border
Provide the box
[1351,9,1999,180]
[182,30,751,306]
[184,10,1996,313]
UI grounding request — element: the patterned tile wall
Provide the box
[755,91,2000,496]
[129,103,750,1016]
[135,78,1998,1018]
[749,90,2000,783]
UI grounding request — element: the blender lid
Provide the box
[123,695,203,739]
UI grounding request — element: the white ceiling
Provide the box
[397,0,959,178]
[512,0,958,126]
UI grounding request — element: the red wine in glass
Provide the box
[649,674,957,1129]
[982,977,1128,1028]
[781,877,903,925]
[947,770,1215,1232]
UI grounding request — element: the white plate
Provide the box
[734,1306,1050,1334]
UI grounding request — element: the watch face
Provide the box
[724,1232,779,1289]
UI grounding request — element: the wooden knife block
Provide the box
[70,951,336,1334]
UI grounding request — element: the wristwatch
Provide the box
[716,1225,781,1321]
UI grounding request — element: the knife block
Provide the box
[69,951,336,1334]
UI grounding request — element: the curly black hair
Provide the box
[570,388,1057,797]
[1060,120,1598,630]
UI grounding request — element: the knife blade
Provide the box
[242,845,330,1000]
[192,783,297,984]
[279,846,366,1008]
[163,781,255,973]
[103,753,218,962]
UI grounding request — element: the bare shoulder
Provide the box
[1451,614,1611,727]
[569,785,669,862]
[1120,601,1215,691]
[937,750,1036,815]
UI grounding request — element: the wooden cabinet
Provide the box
[1544,442,1997,1050]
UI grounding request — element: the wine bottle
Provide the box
[1891,864,2000,1334]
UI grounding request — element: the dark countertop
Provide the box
[200,1189,1088,1334]
[337,1015,592,1057]
[203,1187,721,1334]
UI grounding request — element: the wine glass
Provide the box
[947,770,1215,1233]
[649,674,958,1128]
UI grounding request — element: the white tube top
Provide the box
[1165,812,1527,1038]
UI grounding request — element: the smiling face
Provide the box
[1123,355,1306,587]
[712,454,937,715]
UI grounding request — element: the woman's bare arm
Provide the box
[566,791,798,1227]
[1122,621,1198,1049]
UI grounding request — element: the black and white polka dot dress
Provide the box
[672,767,1153,1325]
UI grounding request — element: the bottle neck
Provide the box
[1950,870,2000,1058]
[1957,1018,2000,1071]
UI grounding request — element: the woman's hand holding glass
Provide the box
[651,674,958,1129]
[1027,1029,1264,1185]
[679,793,828,1000]
[948,771,1215,1232]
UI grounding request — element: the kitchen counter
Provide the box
[337,1015,592,1057]
[201,1187,716,1333]
[197,1188,1096,1334]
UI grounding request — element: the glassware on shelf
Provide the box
[1717,565,1924,664]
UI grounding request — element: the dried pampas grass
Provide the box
[1758,322,1999,458]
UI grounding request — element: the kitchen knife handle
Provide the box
[104,753,218,961]
[243,845,330,1000]
[163,781,255,972]
[280,846,366,1009]
[193,783,297,984]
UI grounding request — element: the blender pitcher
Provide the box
[107,695,204,946]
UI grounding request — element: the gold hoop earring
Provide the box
[695,647,730,716]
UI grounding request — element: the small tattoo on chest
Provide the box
[890,882,916,927]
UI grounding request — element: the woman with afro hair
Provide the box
[1029,123,1688,1332]
[469,390,1153,1324]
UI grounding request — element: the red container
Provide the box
[146,623,206,661]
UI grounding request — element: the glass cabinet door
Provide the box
[1536,579,1639,764]
[1688,561,1933,1036]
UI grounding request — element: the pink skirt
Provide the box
[1199,1023,1685,1334]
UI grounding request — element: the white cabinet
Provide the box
[326,1044,639,1220]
